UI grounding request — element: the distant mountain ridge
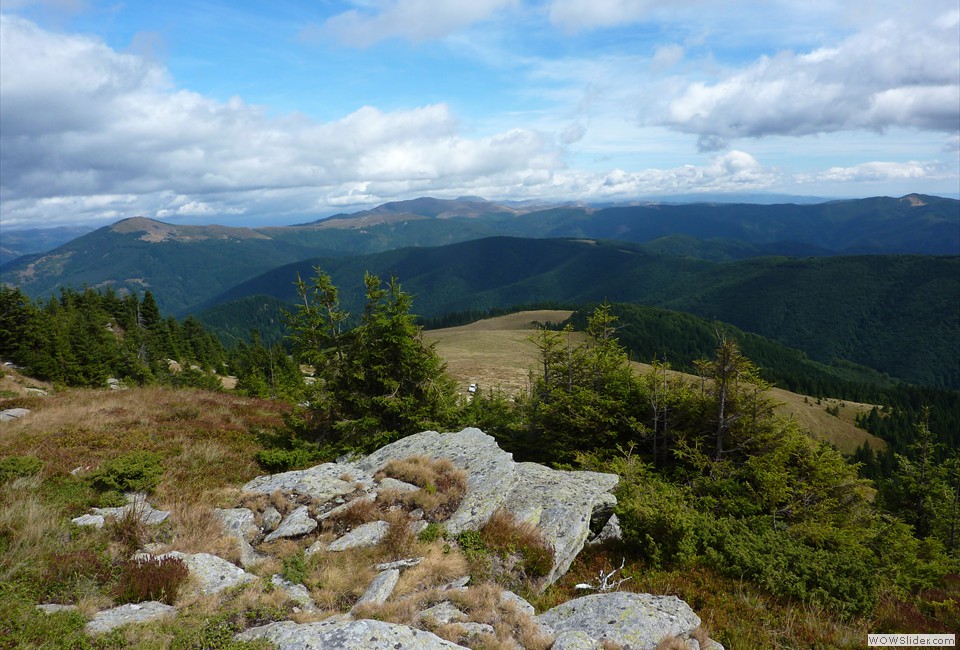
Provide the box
[1,193,957,316]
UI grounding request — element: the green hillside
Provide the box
[195,237,959,389]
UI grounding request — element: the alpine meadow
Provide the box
[2,1,959,648]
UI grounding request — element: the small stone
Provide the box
[441,576,471,590]
[499,589,535,617]
[71,514,105,528]
[263,505,317,542]
[351,569,400,610]
[215,508,259,542]
[327,520,389,551]
[374,557,423,571]
[420,601,467,625]
[271,574,318,612]
[377,477,420,493]
[36,603,78,615]
[262,506,282,532]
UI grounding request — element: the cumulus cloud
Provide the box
[663,14,960,141]
[0,15,566,227]
[302,0,517,47]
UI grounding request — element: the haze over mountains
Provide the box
[2,193,958,390]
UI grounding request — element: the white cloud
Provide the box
[795,160,948,184]
[663,14,960,141]
[302,0,518,47]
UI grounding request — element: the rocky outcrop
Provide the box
[159,551,257,595]
[238,427,619,591]
[237,619,469,649]
[537,592,708,650]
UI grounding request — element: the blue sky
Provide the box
[1,0,958,228]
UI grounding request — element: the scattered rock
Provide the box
[538,592,702,650]
[271,574,318,612]
[25,387,47,396]
[319,493,376,521]
[160,551,256,595]
[0,407,30,421]
[327,520,389,551]
[451,621,496,637]
[375,557,423,571]
[263,505,318,542]
[441,576,471,591]
[499,589,536,617]
[262,506,282,532]
[85,602,177,635]
[215,507,259,542]
[420,601,467,625]
[71,513,105,528]
[589,513,622,545]
[351,569,400,610]
[376,477,420,493]
[36,603,78,615]
[91,493,169,525]
[236,619,469,649]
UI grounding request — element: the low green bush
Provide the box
[0,455,43,483]
[89,451,164,494]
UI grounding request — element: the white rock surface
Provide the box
[263,505,318,542]
[85,602,177,635]
[237,619,469,649]
[160,551,256,595]
[327,520,390,551]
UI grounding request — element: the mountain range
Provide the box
[1,193,957,389]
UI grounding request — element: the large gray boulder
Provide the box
[354,428,516,535]
[327,520,390,551]
[85,602,177,635]
[236,619,469,649]
[503,462,618,585]
[537,592,701,650]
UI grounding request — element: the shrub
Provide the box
[0,455,43,483]
[418,523,446,543]
[281,551,308,585]
[42,549,112,602]
[114,555,189,605]
[89,451,164,494]
[255,447,322,472]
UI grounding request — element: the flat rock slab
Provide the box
[71,513,105,528]
[243,463,365,502]
[237,619,469,649]
[85,602,177,635]
[538,592,701,650]
[161,551,256,594]
[91,493,169,525]
[264,505,318,542]
[327,520,389,551]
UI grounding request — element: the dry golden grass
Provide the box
[424,310,574,396]
[655,636,688,650]
[0,475,63,582]
[427,311,886,453]
[393,544,469,597]
[376,456,468,522]
[307,547,381,611]
[0,387,286,493]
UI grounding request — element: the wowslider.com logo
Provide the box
[868,635,955,647]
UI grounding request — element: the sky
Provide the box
[0,0,958,229]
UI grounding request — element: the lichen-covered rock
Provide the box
[327,520,390,551]
[0,407,30,421]
[551,630,602,650]
[588,513,622,545]
[37,603,78,615]
[262,506,282,531]
[351,568,399,610]
[243,463,366,501]
[354,428,517,535]
[85,602,177,635]
[503,462,618,585]
[376,477,420,493]
[537,592,701,650]
[264,505,318,542]
[215,507,258,542]
[236,619,469,649]
[161,551,256,594]
[499,589,536,617]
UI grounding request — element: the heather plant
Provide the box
[114,555,189,605]
[90,451,164,495]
